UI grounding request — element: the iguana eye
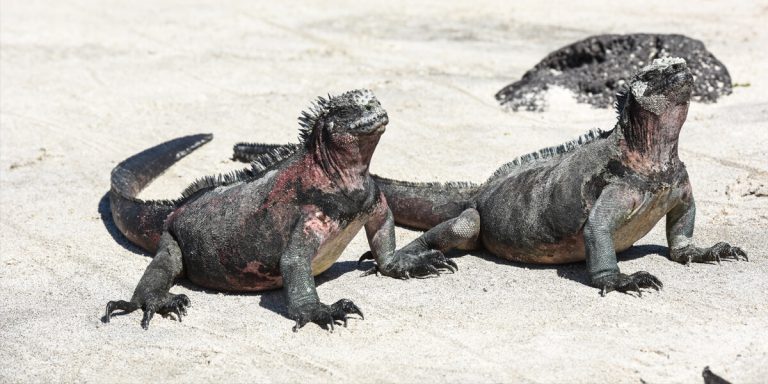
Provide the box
[643,71,660,82]
[336,106,353,118]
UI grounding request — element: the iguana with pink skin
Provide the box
[104,89,455,331]
[235,58,748,295]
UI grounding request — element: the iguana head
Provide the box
[298,89,389,179]
[623,57,693,115]
[617,57,693,167]
[298,89,389,148]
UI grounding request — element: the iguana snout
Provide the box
[630,57,693,113]
[330,89,389,136]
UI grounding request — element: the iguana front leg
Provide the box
[104,232,191,329]
[584,186,663,296]
[360,194,459,278]
[666,182,747,264]
[281,219,363,332]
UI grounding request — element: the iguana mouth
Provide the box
[350,111,389,135]
[666,69,693,89]
[629,58,693,110]
[662,65,693,104]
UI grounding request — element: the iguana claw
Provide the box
[103,300,138,323]
[357,251,374,266]
[104,293,191,329]
[290,299,363,332]
[595,271,663,297]
[670,242,748,265]
[359,249,457,279]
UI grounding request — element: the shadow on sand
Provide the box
[448,244,668,286]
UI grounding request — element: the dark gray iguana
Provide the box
[104,89,456,331]
[365,58,747,295]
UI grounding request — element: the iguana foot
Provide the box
[103,300,138,322]
[593,271,662,297]
[290,299,363,332]
[104,293,190,330]
[358,249,457,279]
[670,242,748,265]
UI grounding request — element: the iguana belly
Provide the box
[488,187,677,264]
[182,219,366,292]
[310,219,366,276]
[613,187,677,252]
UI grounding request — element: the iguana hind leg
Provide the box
[104,232,190,329]
[406,208,480,253]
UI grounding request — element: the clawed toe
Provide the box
[595,271,663,297]
[141,310,155,330]
[291,299,364,332]
[713,243,748,262]
[363,249,458,279]
[672,243,749,264]
[360,266,379,277]
[357,251,374,266]
[436,257,458,273]
[160,294,191,323]
[734,247,748,261]
[333,299,364,323]
[630,271,663,291]
[103,300,139,323]
[104,294,191,330]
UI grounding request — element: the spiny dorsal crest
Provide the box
[296,89,376,146]
[614,86,629,116]
[178,144,298,201]
[373,175,479,191]
[298,95,331,145]
[614,86,631,128]
[487,128,611,182]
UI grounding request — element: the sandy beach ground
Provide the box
[1,1,767,382]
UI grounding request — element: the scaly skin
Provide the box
[104,89,455,331]
[369,58,746,296]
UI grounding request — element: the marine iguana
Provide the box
[365,58,746,295]
[104,89,455,331]
[496,34,732,111]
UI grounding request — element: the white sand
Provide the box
[1,1,767,382]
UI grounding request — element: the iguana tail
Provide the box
[110,134,213,253]
[372,175,479,230]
